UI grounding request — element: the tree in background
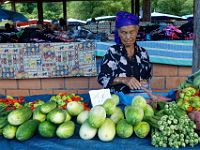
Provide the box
[152,0,193,16]
[15,3,37,19]
[67,0,131,20]
[0,0,193,20]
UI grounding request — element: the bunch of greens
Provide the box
[147,101,200,148]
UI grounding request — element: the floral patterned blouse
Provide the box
[97,43,152,94]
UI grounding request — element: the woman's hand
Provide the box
[121,77,141,90]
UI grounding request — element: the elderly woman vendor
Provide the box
[97,11,152,94]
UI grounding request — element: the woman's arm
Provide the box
[97,47,119,89]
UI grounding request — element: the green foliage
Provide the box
[0,0,193,20]
[153,0,193,16]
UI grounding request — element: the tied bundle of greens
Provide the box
[147,101,200,148]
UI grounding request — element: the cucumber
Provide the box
[8,107,32,126]
[33,106,46,122]
[16,119,39,141]
[3,124,18,139]
[79,120,97,140]
[56,121,75,139]
[47,108,66,124]
[98,118,116,142]
[40,101,57,114]
[38,121,57,138]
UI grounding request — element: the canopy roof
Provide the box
[86,16,116,23]
[151,12,183,19]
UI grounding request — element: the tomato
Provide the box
[187,106,193,113]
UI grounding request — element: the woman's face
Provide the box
[118,25,139,47]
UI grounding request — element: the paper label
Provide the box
[89,89,112,107]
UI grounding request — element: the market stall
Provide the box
[96,40,193,66]
[1,85,200,150]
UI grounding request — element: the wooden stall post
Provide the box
[37,0,43,24]
[142,0,151,22]
[192,0,200,72]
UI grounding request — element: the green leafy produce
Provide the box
[47,108,66,124]
[8,107,32,126]
[190,96,200,108]
[125,106,144,126]
[16,119,39,141]
[79,120,97,140]
[0,116,8,128]
[67,101,84,116]
[40,101,57,114]
[111,94,120,105]
[116,119,133,138]
[38,121,57,138]
[134,121,150,138]
[149,102,200,148]
[193,76,200,89]
[102,98,116,115]
[143,104,154,121]
[3,124,18,139]
[177,80,193,90]
[110,107,124,124]
[131,96,147,109]
[124,105,132,115]
[56,121,75,139]
[88,105,106,128]
[77,110,89,125]
[33,106,46,122]
[63,110,72,122]
[98,118,116,142]
[0,128,3,135]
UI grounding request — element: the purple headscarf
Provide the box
[114,11,139,44]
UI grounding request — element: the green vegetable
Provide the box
[3,124,18,139]
[131,96,147,109]
[111,94,120,105]
[110,107,124,124]
[193,76,200,89]
[98,118,116,142]
[125,106,144,126]
[88,105,106,128]
[16,119,39,141]
[33,106,46,122]
[134,121,150,138]
[63,110,72,122]
[38,121,57,138]
[40,101,57,114]
[47,108,66,124]
[67,101,84,116]
[56,121,75,138]
[79,120,97,140]
[150,101,200,148]
[0,116,8,128]
[77,110,89,125]
[190,96,200,108]
[0,128,3,135]
[102,98,116,115]
[143,104,154,121]
[8,107,32,126]
[116,119,133,138]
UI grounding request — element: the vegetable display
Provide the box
[149,102,200,148]
[1,86,200,150]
